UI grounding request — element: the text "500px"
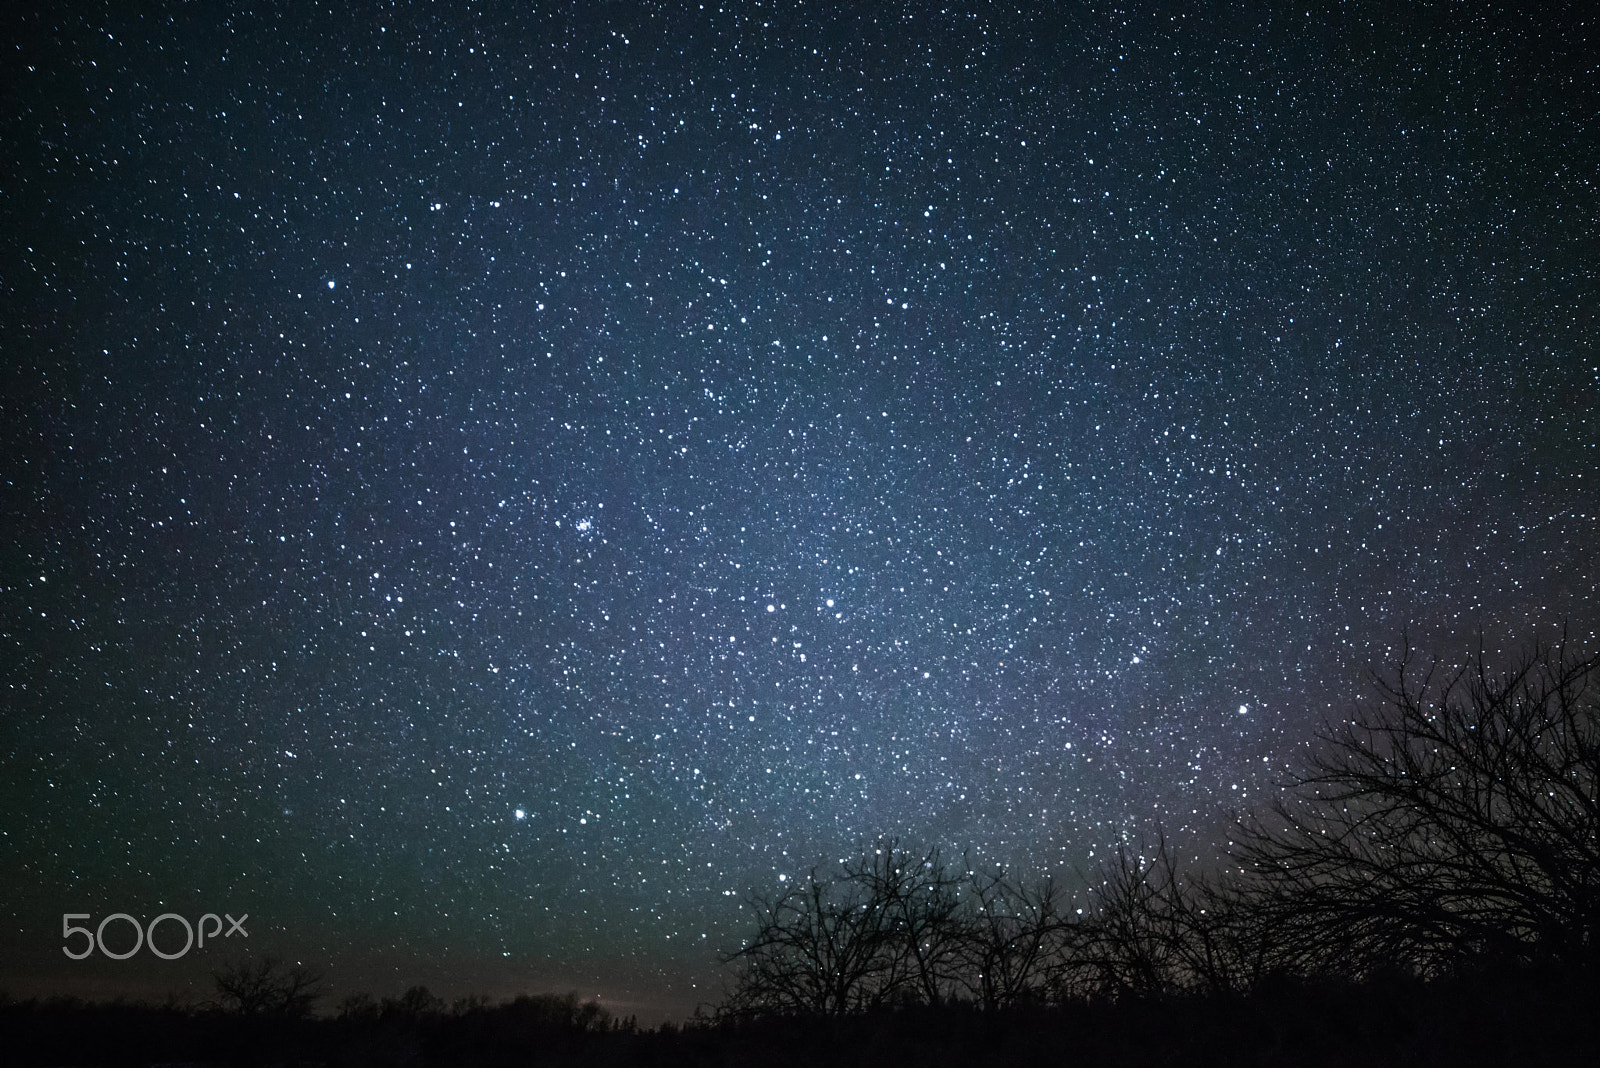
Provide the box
[63,913,249,960]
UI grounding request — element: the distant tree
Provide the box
[723,865,896,1016]
[501,991,611,1031]
[857,843,967,1007]
[725,841,1094,1015]
[1236,632,1600,977]
[723,840,957,1016]
[211,957,324,1018]
[1076,843,1188,1000]
[1075,837,1266,999]
[335,991,380,1022]
[955,865,1075,1009]
[383,984,446,1019]
[450,993,495,1016]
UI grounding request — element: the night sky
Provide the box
[3,1,1597,1021]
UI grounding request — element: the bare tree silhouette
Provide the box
[955,865,1074,1008]
[726,841,1089,1015]
[723,861,898,1016]
[1236,632,1600,977]
[724,840,977,1016]
[211,956,325,1018]
[1074,837,1275,999]
[721,632,1600,1020]
[1078,840,1195,1000]
[859,843,967,1007]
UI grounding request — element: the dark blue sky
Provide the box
[3,1,1596,1020]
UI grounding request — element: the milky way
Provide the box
[3,3,1596,1017]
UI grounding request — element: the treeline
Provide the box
[5,635,1595,1065]
[0,984,648,1068]
[722,634,1600,1015]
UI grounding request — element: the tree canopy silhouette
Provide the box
[1236,631,1600,977]
[722,631,1600,1016]
[211,956,325,1018]
[721,841,1074,1017]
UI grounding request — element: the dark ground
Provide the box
[4,962,1595,1068]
